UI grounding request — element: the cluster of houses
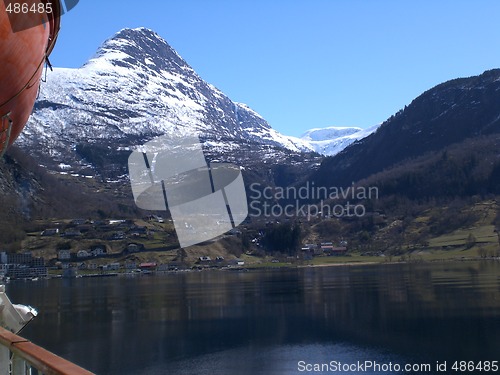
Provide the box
[56,242,145,269]
[301,241,348,260]
[0,248,247,279]
[41,218,154,241]
[64,261,189,275]
[66,261,165,273]
[58,245,107,261]
[65,256,246,275]
[197,256,245,267]
[0,248,153,279]
[0,252,48,280]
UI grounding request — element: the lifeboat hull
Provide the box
[0,0,61,155]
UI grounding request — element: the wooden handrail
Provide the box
[0,327,94,375]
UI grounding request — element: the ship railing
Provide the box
[0,112,13,158]
[0,327,94,375]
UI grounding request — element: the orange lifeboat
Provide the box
[0,0,61,156]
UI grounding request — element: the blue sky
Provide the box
[51,0,500,137]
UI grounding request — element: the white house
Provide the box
[58,250,71,261]
[77,250,90,259]
[91,247,106,256]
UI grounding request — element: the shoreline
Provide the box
[4,256,499,282]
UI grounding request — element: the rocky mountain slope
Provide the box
[312,69,500,187]
[0,146,121,244]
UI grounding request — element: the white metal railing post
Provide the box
[0,345,9,375]
[10,354,27,375]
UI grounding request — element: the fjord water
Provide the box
[6,262,500,374]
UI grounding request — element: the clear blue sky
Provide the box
[51,0,500,137]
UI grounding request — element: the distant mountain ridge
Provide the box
[299,125,379,156]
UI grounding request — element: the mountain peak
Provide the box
[84,27,189,74]
[108,27,170,50]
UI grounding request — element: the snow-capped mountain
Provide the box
[18,27,313,174]
[298,125,379,156]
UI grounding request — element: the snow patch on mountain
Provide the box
[299,125,380,156]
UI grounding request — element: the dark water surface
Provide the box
[6,261,500,374]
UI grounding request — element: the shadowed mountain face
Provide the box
[312,69,500,187]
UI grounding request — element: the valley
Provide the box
[2,28,500,275]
